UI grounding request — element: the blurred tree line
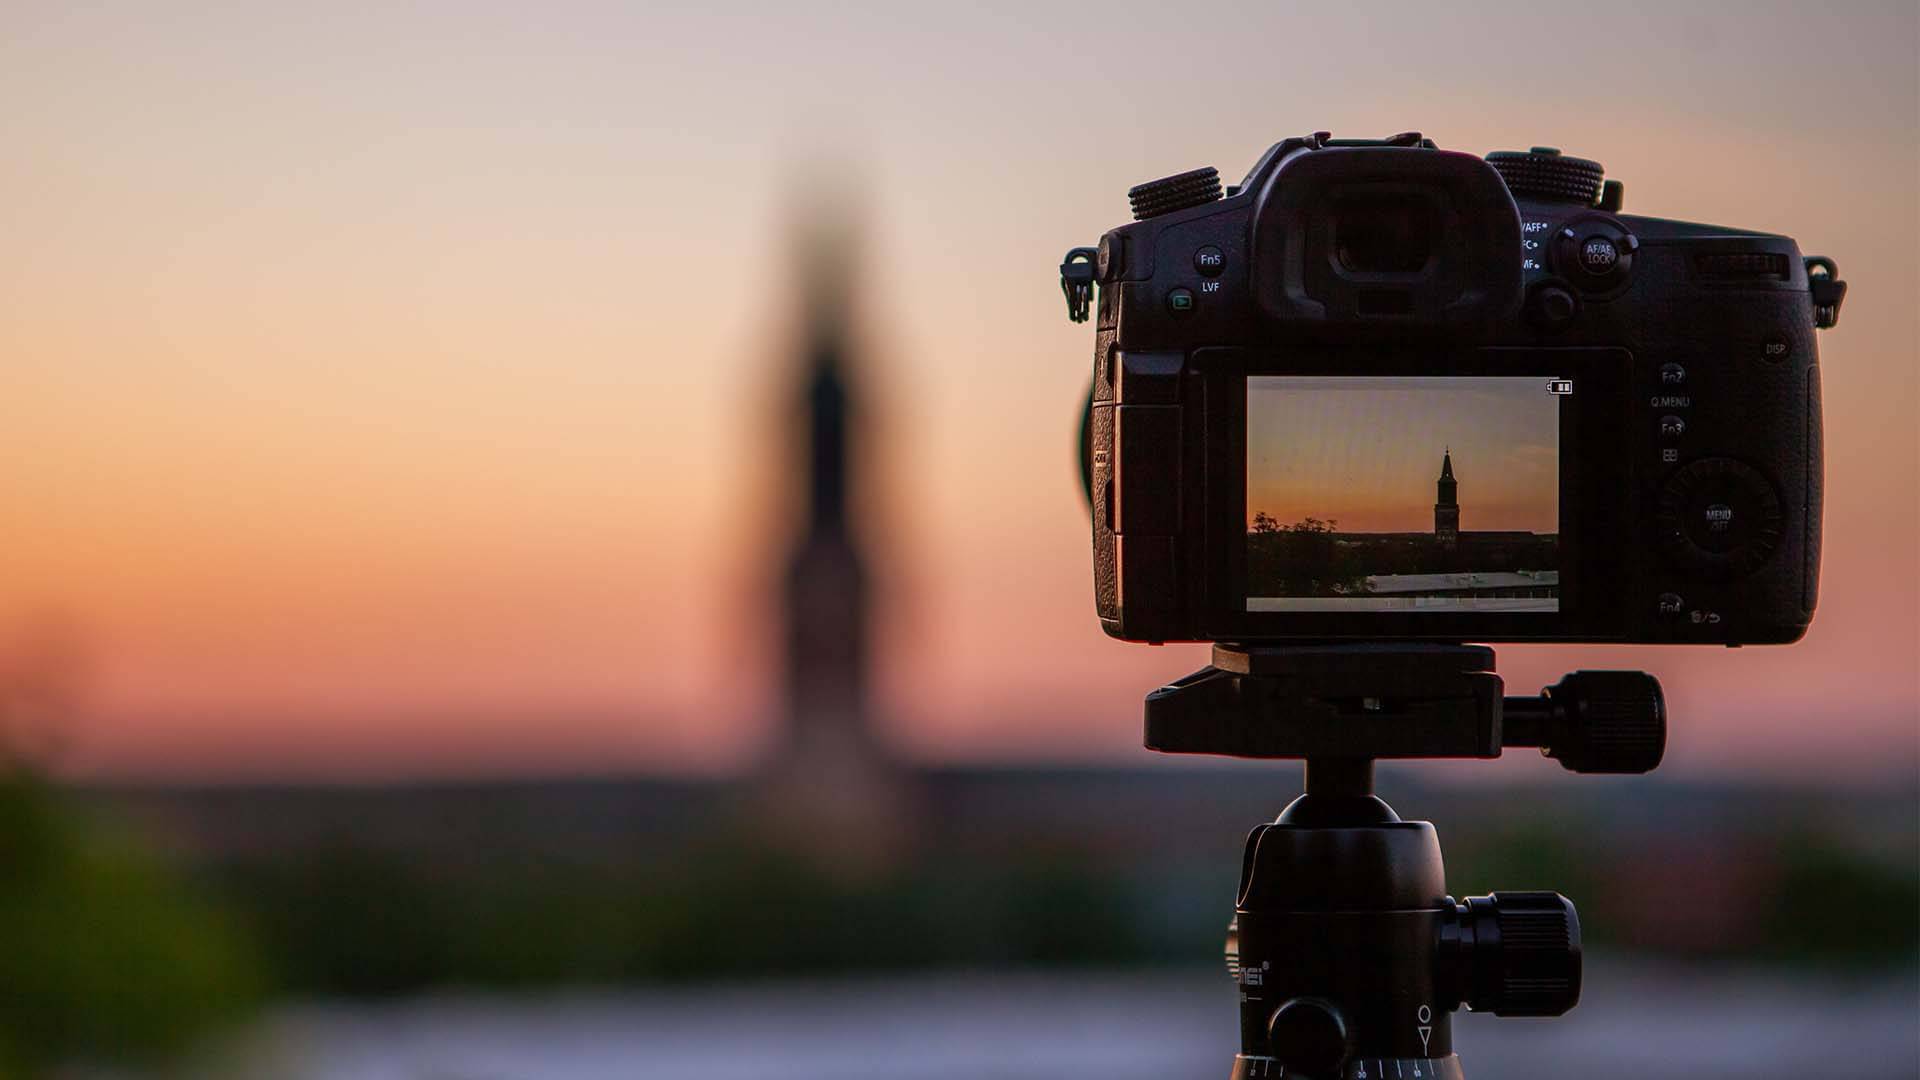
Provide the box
[213,837,1147,994]
[0,617,262,1076]
[193,814,1917,999]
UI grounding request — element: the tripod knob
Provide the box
[1503,670,1666,774]
[1540,671,1666,773]
[1267,997,1350,1078]
[1453,892,1582,1017]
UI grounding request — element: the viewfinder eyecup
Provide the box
[1250,147,1524,328]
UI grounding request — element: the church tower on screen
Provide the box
[1434,449,1460,547]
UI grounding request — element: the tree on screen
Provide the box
[1247,516,1372,598]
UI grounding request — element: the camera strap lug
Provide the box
[1060,246,1099,324]
[1806,256,1846,329]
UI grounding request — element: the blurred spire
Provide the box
[792,188,860,540]
[758,176,914,872]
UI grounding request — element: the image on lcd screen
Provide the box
[1246,376,1562,613]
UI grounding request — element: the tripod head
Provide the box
[1144,643,1665,1080]
[1147,643,1664,773]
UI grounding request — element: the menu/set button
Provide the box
[1655,457,1784,579]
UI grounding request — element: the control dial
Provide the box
[1128,166,1223,221]
[1655,457,1784,579]
[1486,147,1605,205]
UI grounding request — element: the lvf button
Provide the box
[1167,288,1196,315]
[1194,246,1225,277]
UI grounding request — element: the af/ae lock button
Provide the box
[1579,236,1618,274]
[1554,218,1637,293]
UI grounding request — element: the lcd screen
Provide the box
[1246,375,1563,612]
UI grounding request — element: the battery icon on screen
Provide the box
[1546,379,1574,395]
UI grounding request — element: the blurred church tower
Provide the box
[754,193,915,870]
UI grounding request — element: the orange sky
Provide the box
[0,3,1914,781]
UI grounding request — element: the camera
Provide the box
[1061,131,1846,646]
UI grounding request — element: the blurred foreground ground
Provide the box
[205,960,1916,1080]
[17,768,1909,1075]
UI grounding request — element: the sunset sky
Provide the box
[0,2,1913,781]
[1248,377,1558,535]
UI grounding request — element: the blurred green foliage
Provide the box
[199,819,1917,1000]
[0,772,263,1076]
[217,838,1146,995]
[1447,822,1920,968]
[1757,833,1920,966]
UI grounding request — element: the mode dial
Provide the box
[1128,166,1223,221]
[1486,148,1604,206]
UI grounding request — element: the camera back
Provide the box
[1071,132,1846,646]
